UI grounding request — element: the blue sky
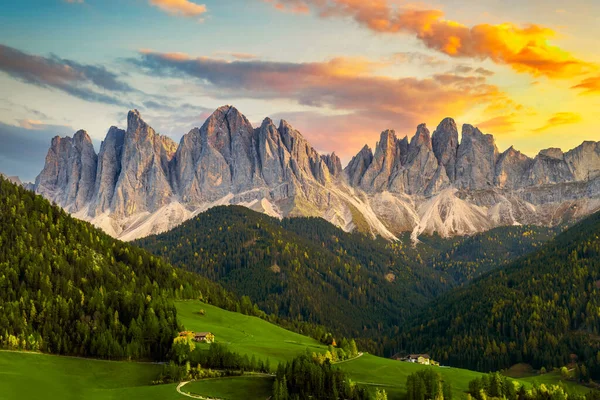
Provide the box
[1,0,599,181]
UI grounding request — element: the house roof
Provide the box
[195,332,213,337]
[408,354,430,359]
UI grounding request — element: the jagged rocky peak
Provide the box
[321,152,343,178]
[345,144,373,186]
[31,106,600,242]
[358,129,403,192]
[432,117,459,182]
[565,141,600,181]
[91,126,126,216]
[111,110,176,216]
[455,124,498,190]
[35,130,98,212]
[391,123,440,195]
[539,148,564,159]
[203,105,254,154]
[277,118,327,183]
[407,124,432,158]
[494,146,532,189]
[525,147,574,186]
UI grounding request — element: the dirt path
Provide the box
[333,352,364,364]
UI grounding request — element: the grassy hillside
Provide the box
[183,376,273,399]
[1,300,591,400]
[176,300,587,399]
[0,351,180,400]
[176,300,326,367]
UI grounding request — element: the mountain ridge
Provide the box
[32,105,600,241]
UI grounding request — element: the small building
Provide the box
[393,353,432,365]
[408,354,431,365]
[193,332,215,343]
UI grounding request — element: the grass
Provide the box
[176,300,328,367]
[176,300,483,397]
[2,301,594,400]
[0,350,181,400]
[183,376,274,399]
[176,300,596,400]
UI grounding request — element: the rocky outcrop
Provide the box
[35,130,97,212]
[110,110,177,217]
[455,124,498,190]
[565,141,600,181]
[389,124,439,195]
[345,145,373,187]
[525,148,573,186]
[91,126,125,216]
[432,117,459,182]
[494,146,532,189]
[359,130,402,192]
[34,106,600,241]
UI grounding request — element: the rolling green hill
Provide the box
[0,298,590,400]
[174,299,590,399]
[397,210,600,380]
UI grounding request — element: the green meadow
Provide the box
[0,351,180,400]
[182,376,274,399]
[0,300,593,400]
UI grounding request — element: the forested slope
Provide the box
[136,206,450,340]
[0,177,242,360]
[397,210,600,380]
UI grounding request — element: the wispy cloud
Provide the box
[213,51,259,60]
[0,43,133,106]
[389,51,448,67]
[149,0,207,19]
[572,75,600,95]
[533,112,582,132]
[267,0,595,79]
[130,50,517,157]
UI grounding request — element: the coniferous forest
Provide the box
[396,210,600,379]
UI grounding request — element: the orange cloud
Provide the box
[476,114,518,133]
[132,51,519,159]
[533,112,582,132]
[149,0,207,18]
[572,75,600,95]
[269,0,594,79]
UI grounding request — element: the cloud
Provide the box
[0,43,133,106]
[64,0,84,3]
[476,114,518,133]
[390,51,448,67]
[475,67,495,77]
[213,51,259,60]
[267,0,594,79]
[130,50,517,158]
[572,75,600,95]
[265,0,309,14]
[149,0,207,18]
[533,112,582,132]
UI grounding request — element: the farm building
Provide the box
[193,332,215,343]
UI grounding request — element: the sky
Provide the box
[1,0,600,181]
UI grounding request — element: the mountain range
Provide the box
[33,105,600,241]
